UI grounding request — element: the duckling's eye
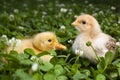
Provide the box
[81,21,86,24]
[48,39,52,42]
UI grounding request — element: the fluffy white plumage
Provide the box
[72,14,116,63]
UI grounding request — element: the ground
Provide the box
[0,0,120,80]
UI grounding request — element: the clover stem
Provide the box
[75,54,81,63]
[91,45,101,62]
[65,54,70,63]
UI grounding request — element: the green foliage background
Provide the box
[0,0,120,80]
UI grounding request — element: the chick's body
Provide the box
[72,14,116,63]
[7,32,67,62]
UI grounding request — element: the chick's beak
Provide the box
[71,21,75,26]
[55,43,67,50]
[71,21,79,26]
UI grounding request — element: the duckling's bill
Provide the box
[55,43,67,50]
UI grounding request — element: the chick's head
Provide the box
[72,14,101,33]
[32,32,67,51]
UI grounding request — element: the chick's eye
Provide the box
[48,39,52,42]
[81,21,86,24]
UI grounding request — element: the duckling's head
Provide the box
[72,14,102,34]
[32,32,67,51]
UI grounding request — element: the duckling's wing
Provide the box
[105,37,116,51]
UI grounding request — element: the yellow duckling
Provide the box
[72,14,116,63]
[7,32,67,62]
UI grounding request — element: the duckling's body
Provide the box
[7,39,40,53]
[72,14,116,63]
[7,32,67,62]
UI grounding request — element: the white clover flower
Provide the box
[42,11,47,15]
[34,10,38,16]
[111,6,116,10]
[60,8,67,13]
[88,4,93,7]
[16,39,21,47]
[55,0,58,4]
[60,25,66,30]
[30,56,40,62]
[85,0,88,4]
[95,8,99,11]
[23,3,27,7]
[55,13,62,18]
[99,11,104,14]
[92,13,97,16]
[31,63,38,71]
[30,56,37,61]
[42,15,45,19]
[68,9,73,15]
[1,35,8,42]
[9,14,14,21]
[2,35,7,38]
[75,49,84,56]
[74,15,78,18]
[18,26,24,30]
[8,37,21,47]
[116,42,120,46]
[14,9,19,13]
[68,12,72,15]
[69,9,73,12]
[40,4,44,7]
[8,37,15,45]
[22,14,27,18]
[68,39,73,44]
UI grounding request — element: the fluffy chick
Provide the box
[7,32,67,62]
[72,14,116,63]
